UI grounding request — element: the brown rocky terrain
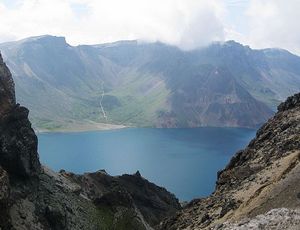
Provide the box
[160,92,300,229]
[215,208,300,230]
[0,53,180,230]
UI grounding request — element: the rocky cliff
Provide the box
[0,54,180,230]
[0,53,15,116]
[160,92,300,229]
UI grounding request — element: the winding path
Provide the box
[99,81,107,122]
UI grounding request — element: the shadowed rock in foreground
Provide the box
[0,53,15,115]
[0,53,180,230]
[160,92,300,229]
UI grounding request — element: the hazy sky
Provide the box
[0,0,300,54]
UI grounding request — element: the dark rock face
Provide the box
[118,172,181,226]
[64,170,181,228]
[6,167,180,230]
[0,167,9,200]
[278,92,300,112]
[160,92,300,229]
[0,105,41,178]
[0,53,15,116]
[0,166,11,230]
[0,53,40,178]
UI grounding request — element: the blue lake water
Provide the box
[38,127,256,201]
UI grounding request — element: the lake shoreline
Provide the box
[35,123,257,134]
[35,122,128,134]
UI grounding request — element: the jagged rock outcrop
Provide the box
[278,92,300,112]
[5,166,179,230]
[0,52,180,230]
[0,53,40,178]
[0,53,15,116]
[64,170,180,228]
[0,105,41,178]
[160,92,300,229]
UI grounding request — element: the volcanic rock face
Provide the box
[68,170,181,227]
[0,105,41,178]
[0,166,10,229]
[0,53,40,178]
[0,52,180,229]
[160,92,300,229]
[0,53,15,116]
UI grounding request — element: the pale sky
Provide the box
[0,0,300,54]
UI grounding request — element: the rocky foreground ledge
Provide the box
[0,53,180,230]
[160,92,300,229]
[215,208,300,230]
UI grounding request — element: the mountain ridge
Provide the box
[1,35,300,130]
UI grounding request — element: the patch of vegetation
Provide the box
[32,118,63,131]
[93,206,146,230]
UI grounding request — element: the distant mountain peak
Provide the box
[222,40,251,51]
[93,40,138,48]
[263,47,294,56]
[10,35,68,47]
[224,40,242,45]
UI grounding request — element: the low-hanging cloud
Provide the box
[1,0,300,54]
[0,0,225,50]
[246,0,300,55]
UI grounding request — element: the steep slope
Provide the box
[1,36,300,129]
[0,36,123,130]
[95,41,275,128]
[155,67,272,128]
[185,41,300,109]
[160,92,300,229]
[0,53,180,230]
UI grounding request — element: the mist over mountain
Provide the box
[1,35,300,130]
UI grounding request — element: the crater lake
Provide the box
[38,127,256,201]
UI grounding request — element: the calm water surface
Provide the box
[38,127,256,201]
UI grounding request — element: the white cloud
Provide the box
[1,0,300,54]
[0,0,75,41]
[246,0,300,55]
[0,0,225,50]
